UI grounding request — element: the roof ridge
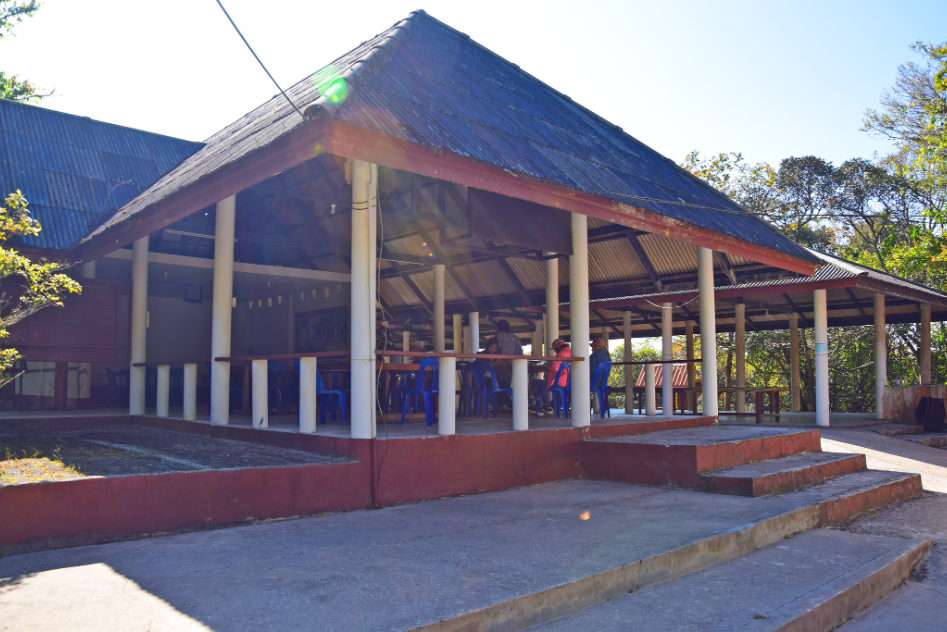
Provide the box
[306,11,424,119]
[0,98,204,147]
[807,247,947,296]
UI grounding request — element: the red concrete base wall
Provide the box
[884,385,947,423]
[0,460,371,553]
[373,427,585,505]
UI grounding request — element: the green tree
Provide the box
[0,191,80,386]
[0,0,49,103]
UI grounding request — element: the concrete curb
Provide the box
[411,504,820,632]
[816,473,923,526]
[765,537,932,632]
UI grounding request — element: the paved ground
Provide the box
[0,477,881,632]
[0,425,346,484]
[821,427,947,492]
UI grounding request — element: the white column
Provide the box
[452,313,463,352]
[210,195,236,425]
[920,303,931,385]
[814,289,830,426]
[252,359,268,429]
[662,302,674,415]
[438,357,456,435]
[463,326,472,354]
[685,321,695,389]
[735,302,746,414]
[623,311,633,414]
[645,364,656,415]
[402,329,411,364]
[469,312,480,352]
[789,313,801,412]
[512,358,529,431]
[570,213,590,427]
[129,236,149,415]
[183,363,197,421]
[545,256,559,354]
[155,364,170,417]
[698,247,718,416]
[78,262,95,402]
[350,159,377,439]
[433,264,445,353]
[875,293,887,419]
[299,357,317,433]
[287,293,295,353]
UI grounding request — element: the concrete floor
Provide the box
[0,478,885,631]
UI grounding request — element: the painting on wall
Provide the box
[295,306,348,352]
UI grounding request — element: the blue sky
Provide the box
[3,0,946,168]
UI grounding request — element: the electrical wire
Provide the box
[213,0,306,121]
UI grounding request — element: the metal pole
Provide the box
[156,364,170,418]
[183,363,197,421]
[438,357,456,435]
[299,357,317,433]
[252,359,268,429]
[469,312,480,353]
[512,358,529,431]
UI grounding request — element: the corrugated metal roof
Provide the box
[82,10,817,267]
[0,100,202,250]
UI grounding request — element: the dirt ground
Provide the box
[0,424,348,485]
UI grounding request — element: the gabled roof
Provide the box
[0,99,203,250]
[81,10,818,272]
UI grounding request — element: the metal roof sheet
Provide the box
[83,10,816,268]
[0,100,202,250]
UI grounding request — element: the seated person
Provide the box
[589,335,611,388]
[532,338,571,416]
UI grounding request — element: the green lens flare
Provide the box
[312,66,348,105]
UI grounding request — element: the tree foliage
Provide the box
[681,41,947,413]
[0,0,49,103]
[0,191,80,385]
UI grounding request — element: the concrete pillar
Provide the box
[875,293,886,419]
[183,363,197,421]
[452,313,463,353]
[512,358,528,431]
[545,256,559,354]
[438,357,456,435]
[129,237,149,415]
[698,248,718,416]
[789,313,801,412]
[402,329,411,364]
[600,325,609,343]
[298,357,317,433]
[569,213,590,427]
[433,264,445,353]
[469,312,480,352]
[685,321,695,389]
[645,364,656,415]
[156,364,170,418]
[531,320,543,356]
[350,160,377,439]
[623,311,633,414]
[252,359,268,429]
[287,293,295,353]
[78,262,95,402]
[814,289,830,427]
[210,195,236,425]
[921,303,932,384]
[735,302,746,414]
[463,326,472,354]
[662,302,674,415]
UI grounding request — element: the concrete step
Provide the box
[781,469,923,526]
[586,415,716,439]
[582,426,821,487]
[898,433,947,448]
[837,580,947,631]
[872,423,927,436]
[532,530,931,631]
[698,452,867,497]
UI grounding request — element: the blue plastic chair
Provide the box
[317,369,348,425]
[591,361,613,419]
[548,362,571,418]
[471,361,513,418]
[400,357,438,425]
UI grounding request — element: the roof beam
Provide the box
[717,252,738,285]
[626,233,663,291]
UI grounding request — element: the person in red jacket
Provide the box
[533,338,570,416]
